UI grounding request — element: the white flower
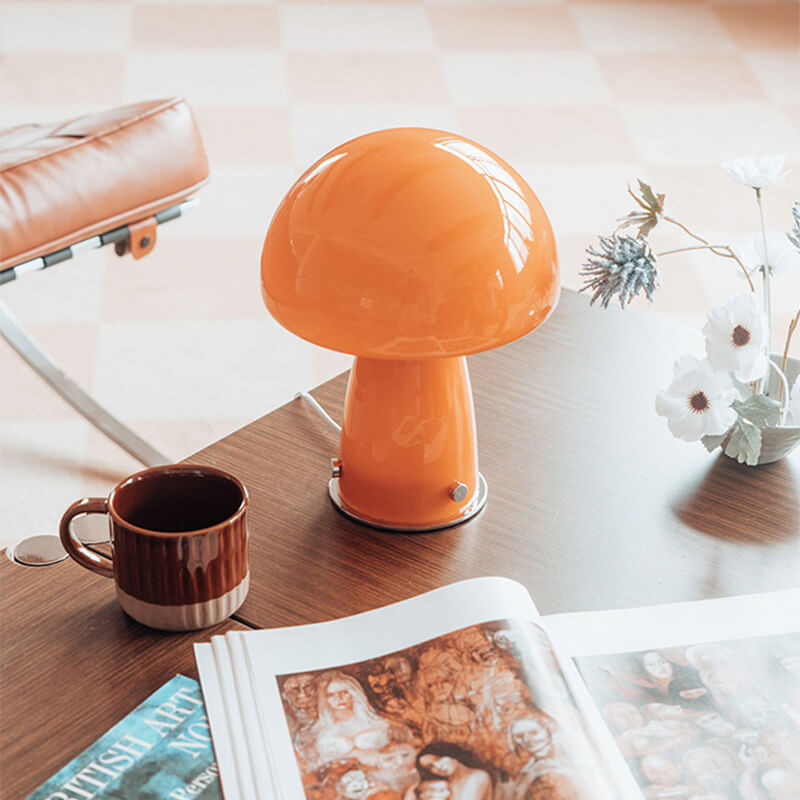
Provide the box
[789,376,800,426]
[656,356,737,442]
[721,154,790,190]
[734,232,800,279]
[703,293,769,382]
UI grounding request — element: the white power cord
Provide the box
[294,391,342,433]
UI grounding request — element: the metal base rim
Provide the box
[328,473,488,533]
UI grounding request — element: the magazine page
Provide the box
[198,635,278,800]
[544,589,800,800]
[238,577,628,800]
[230,631,278,800]
[196,643,246,800]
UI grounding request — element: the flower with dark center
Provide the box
[581,234,659,309]
[656,356,737,442]
[703,293,768,382]
[731,325,751,347]
[689,392,709,412]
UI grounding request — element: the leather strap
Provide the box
[129,216,157,259]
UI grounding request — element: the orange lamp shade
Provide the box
[261,128,559,530]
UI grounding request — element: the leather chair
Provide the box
[0,98,209,466]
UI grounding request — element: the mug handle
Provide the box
[59,498,114,579]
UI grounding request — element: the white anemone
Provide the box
[734,232,800,278]
[721,154,789,190]
[703,293,769,382]
[656,356,737,442]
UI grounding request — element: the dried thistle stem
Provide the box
[656,244,756,292]
[664,217,730,258]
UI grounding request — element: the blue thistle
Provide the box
[581,234,659,309]
[788,201,800,252]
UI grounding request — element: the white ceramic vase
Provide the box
[729,355,800,466]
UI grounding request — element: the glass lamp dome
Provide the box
[261,128,559,530]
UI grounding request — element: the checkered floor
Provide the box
[1,0,798,547]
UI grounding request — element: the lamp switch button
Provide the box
[449,482,468,503]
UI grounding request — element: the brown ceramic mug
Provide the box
[59,465,249,631]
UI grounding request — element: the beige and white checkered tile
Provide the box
[91,319,315,420]
[0,53,126,105]
[165,166,298,239]
[711,3,800,50]
[1,0,799,547]
[442,51,613,105]
[100,237,265,322]
[783,104,800,135]
[193,105,293,167]
[457,105,637,164]
[279,4,437,51]
[427,6,582,49]
[744,51,800,103]
[0,324,99,421]
[132,4,280,48]
[0,2,132,53]
[286,53,449,104]
[427,0,565,5]
[289,104,459,164]
[0,422,89,538]
[644,163,798,233]
[515,163,645,235]
[1,250,105,323]
[597,52,768,104]
[124,50,287,105]
[620,103,799,163]
[569,3,737,52]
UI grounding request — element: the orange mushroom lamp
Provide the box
[261,129,559,531]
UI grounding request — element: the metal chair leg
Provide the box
[0,298,170,467]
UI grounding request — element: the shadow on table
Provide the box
[674,454,800,544]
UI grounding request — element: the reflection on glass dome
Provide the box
[433,138,533,274]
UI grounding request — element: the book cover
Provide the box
[26,674,221,800]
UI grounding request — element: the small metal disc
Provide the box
[10,535,68,567]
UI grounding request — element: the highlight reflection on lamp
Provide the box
[261,128,559,531]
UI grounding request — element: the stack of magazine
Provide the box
[195,577,799,800]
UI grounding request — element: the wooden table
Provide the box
[2,289,798,797]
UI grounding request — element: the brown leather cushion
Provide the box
[0,98,209,271]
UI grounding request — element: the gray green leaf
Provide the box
[732,394,781,429]
[724,418,762,466]
[701,433,726,453]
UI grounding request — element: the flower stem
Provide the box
[664,216,709,245]
[664,217,731,258]
[656,244,756,291]
[756,189,773,395]
[780,308,800,404]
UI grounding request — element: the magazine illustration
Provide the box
[277,620,594,799]
[195,578,800,800]
[575,632,800,799]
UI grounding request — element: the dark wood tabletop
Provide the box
[187,288,799,627]
[2,288,798,797]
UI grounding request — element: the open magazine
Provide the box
[195,578,800,800]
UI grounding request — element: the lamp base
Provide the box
[328,473,488,533]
